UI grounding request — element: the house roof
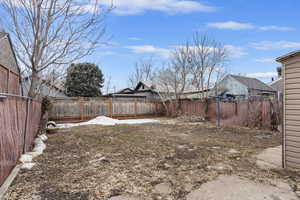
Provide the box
[116,88,134,94]
[276,50,300,63]
[269,78,282,92]
[230,75,275,92]
[135,81,207,94]
[0,32,21,75]
[23,76,65,93]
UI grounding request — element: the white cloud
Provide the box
[255,58,275,63]
[126,45,171,58]
[224,45,247,58]
[99,51,115,56]
[258,26,295,31]
[251,41,300,50]
[126,44,247,59]
[207,21,294,31]
[128,37,142,41]
[97,0,215,15]
[246,72,277,78]
[208,21,254,30]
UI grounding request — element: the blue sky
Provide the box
[82,0,300,91]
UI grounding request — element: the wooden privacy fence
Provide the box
[0,94,41,186]
[167,100,282,130]
[49,97,163,122]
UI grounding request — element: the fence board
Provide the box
[0,95,41,186]
[167,99,281,130]
[49,97,162,122]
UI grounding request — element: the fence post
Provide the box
[109,97,113,117]
[80,98,84,121]
[134,98,138,117]
[217,98,221,127]
[22,99,30,153]
[260,99,263,129]
[235,101,238,116]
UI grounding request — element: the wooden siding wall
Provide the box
[283,58,300,169]
[0,95,41,186]
[49,97,163,122]
[0,65,20,95]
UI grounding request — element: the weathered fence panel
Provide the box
[168,100,282,130]
[49,97,163,122]
[0,95,41,186]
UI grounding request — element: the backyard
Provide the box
[4,119,300,200]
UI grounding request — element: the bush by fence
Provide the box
[49,97,163,122]
[167,99,282,130]
[0,94,41,186]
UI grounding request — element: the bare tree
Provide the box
[189,33,228,98]
[155,44,192,115]
[104,75,112,95]
[1,0,111,97]
[128,58,156,88]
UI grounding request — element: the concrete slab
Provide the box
[256,145,282,169]
[186,175,297,200]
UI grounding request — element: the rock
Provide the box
[31,194,42,200]
[154,183,172,195]
[207,163,226,171]
[34,138,44,145]
[19,154,33,163]
[228,149,239,154]
[109,195,139,200]
[33,142,46,153]
[38,134,48,141]
[21,162,36,170]
[47,121,57,128]
[27,151,43,158]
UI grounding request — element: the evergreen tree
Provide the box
[277,66,282,77]
[65,63,104,97]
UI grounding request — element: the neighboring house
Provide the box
[111,81,209,100]
[105,88,147,99]
[214,74,276,100]
[22,76,66,98]
[269,78,283,100]
[0,32,21,95]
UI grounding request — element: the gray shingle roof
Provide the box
[269,78,282,92]
[230,75,275,91]
[137,81,205,94]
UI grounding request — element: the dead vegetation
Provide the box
[5,119,299,200]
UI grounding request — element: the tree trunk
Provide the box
[28,70,39,98]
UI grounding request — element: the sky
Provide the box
[77,0,300,91]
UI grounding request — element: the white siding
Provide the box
[283,58,300,169]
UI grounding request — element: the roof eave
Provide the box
[276,50,300,63]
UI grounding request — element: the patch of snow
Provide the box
[27,151,42,158]
[38,134,48,141]
[21,162,36,170]
[57,116,159,128]
[118,118,159,124]
[19,154,33,163]
[32,138,46,153]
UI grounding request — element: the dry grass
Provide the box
[5,119,299,200]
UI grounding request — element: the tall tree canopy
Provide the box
[1,0,110,97]
[64,63,104,97]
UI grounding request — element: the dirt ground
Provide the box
[5,119,300,200]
